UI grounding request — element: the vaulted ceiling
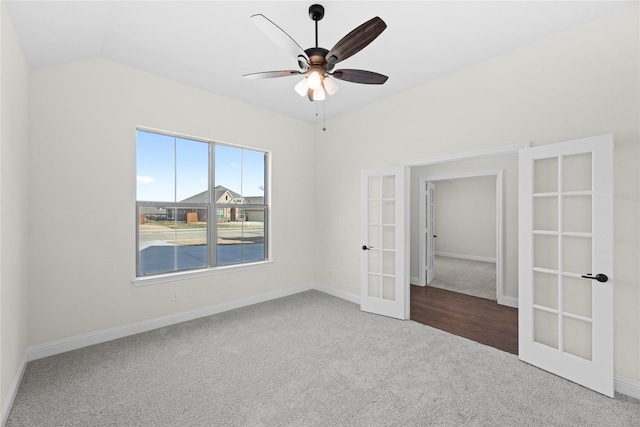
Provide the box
[5,1,635,123]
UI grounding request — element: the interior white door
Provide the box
[423,181,436,284]
[518,134,614,397]
[361,166,409,320]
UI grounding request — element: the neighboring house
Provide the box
[178,185,265,223]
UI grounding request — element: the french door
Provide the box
[360,166,409,320]
[420,181,436,285]
[518,135,614,396]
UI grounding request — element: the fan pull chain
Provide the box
[323,100,327,131]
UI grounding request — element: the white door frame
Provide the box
[404,141,528,308]
[418,171,505,305]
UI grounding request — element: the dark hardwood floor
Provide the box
[410,285,519,355]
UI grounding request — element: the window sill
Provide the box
[131,260,273,287]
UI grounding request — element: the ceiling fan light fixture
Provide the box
[322,76,338,95]
[312,85,326,101]
[294,78,308,96]
[307,70,322,90]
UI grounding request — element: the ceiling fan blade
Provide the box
[331,69,388,85]
[243,70,302,79]
[250,14,309,66]
[325,17,386,67]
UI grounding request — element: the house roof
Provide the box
[180,185,263,205]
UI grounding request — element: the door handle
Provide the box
[362,245,373,251]
[581,273,608,283]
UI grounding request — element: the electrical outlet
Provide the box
[171,290,179,301]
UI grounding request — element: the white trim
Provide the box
[501,296,519,309]
[435,252,497,264]
[314,282,360,305]
[402,142,529,167]
[615,376,640,399]
[28,282,314,361]
[1,353,28,427]
[410,276,421,286]
[132,260,273,286]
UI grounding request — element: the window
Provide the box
[136,129,268,276]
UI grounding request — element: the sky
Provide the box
[136,130,265,202]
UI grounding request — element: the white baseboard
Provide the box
[615,375,640,399]
[435,251,496,263]
[1,353,27,427]
[28,282,315,361]
[314,282,360,305]
[410,276,421,285]
[499,295,518,308]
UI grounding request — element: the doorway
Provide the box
[418,173,501,302]
[405,144,523,354]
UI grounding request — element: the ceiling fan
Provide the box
[243,4,388,102]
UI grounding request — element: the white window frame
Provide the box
[133,128,271,285]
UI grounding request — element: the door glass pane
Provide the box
[382,200,395,224]
[368,251,380,274]
[382,251,395,275]
[534,235,558,270]
[534,271,557,309]
[563,236,591,274]
[425,235,430,264]
[534,309,558,349]
[424,195,429,227]
[368,274,381,298]
[368,200,381,224]
[563,195,592,233]
[382,276,395,301]
[534,197,558,231]
[368,176,380,199]
[368,226,380,248]
[382,226,396,250]
[563,153,591,192]
[563,276,592,318]
[382,175,395,199]
[534,157,558,193]
[564,317,592,361]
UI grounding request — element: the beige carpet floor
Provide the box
[7,291,639,426]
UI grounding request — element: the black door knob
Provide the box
[581,273,608,283]
[362,245,372,251]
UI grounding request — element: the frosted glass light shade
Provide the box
[307,71,322,90]
[294,78,308,96]
[322,76,338,95]
[312,86,325,101]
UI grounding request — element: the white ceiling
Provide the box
[5,1,636,123]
